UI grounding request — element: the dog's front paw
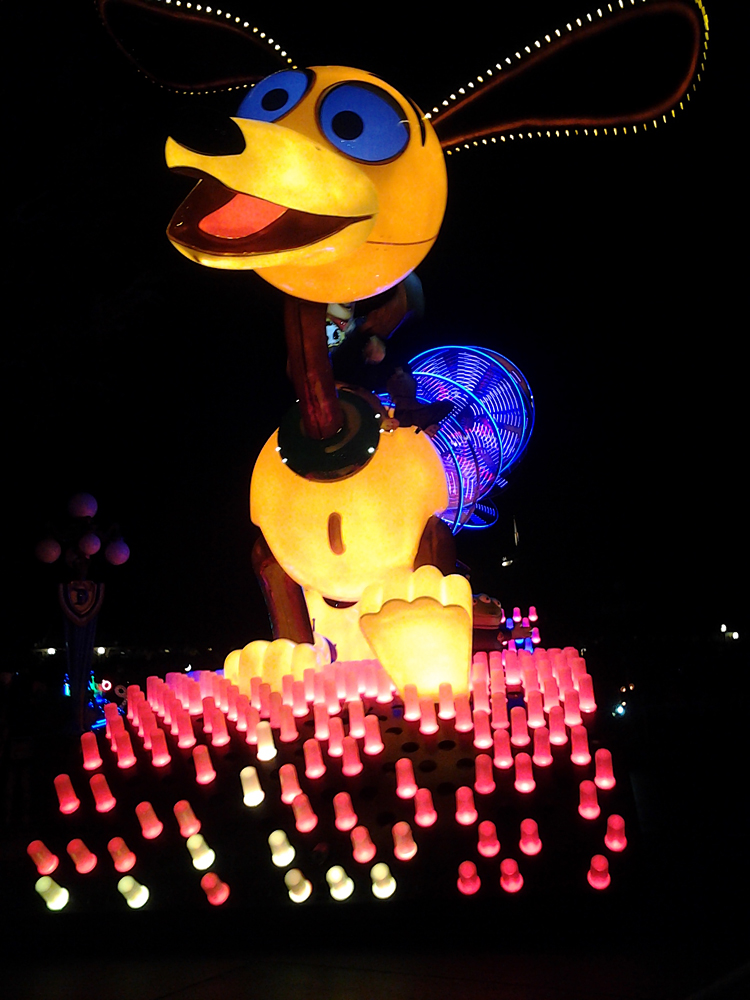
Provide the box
[359,565,472,698]
[224,635,329,695]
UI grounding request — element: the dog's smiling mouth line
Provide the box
[167,170,372,256]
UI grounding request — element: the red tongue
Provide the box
[198,192,287,238]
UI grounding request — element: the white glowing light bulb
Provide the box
[35,876,69,911]
[186,834,215,871]
[118,875,149,908]
[240,765,264,806]
[326,865,354,901]
[370,863,396,899]
[268,830,295,868]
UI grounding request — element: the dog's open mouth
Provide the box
[167,172,371,258]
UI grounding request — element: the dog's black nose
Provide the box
[169,109,246,156]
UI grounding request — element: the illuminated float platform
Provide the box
[25,633,635,918]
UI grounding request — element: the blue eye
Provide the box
[319,84,410,163]
[236,70,312,123]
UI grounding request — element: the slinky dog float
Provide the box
[98,0,707,699]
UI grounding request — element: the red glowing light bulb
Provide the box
[351,825,377,863]
[192,744,216,785]
[282,673,294,707]
[395,757,417,799]
[454,693,473,732]
[414,787,437,827]
[577,673,597,712]
[90,773,116,812]
[54,774,80,815]
[376,668,393,704]
[342,735,363,776]
[532,726,553,767]
[328,716,345,757]
[491,693,509,730]
[418,697,439,735]
[510,706,530,747]
[570,725,591,765]
[259,682,272,719]
[279,763,304,804]
[173,799,201,837]
[176,709,197,750]
[563,689,582,727]
[578,780,600,819]
[472,710,493,749]
[325,678,340,715]
[548,705,568,745]
[211,708,231,747]
[471,679,490,715]
[292,680,307,718]
[150,727,171,767]
[269,691,283,730]
[594,748,616,789]
[402,684,420,722]
[514,753,535,793]
[136,801,163,839]
[519,818,542,856]
[201,871,230,905]
[67,838,97,874]
[333,791,357,831]
[587,854,611,890]
[504,648,522,686]
[474,753,496,794]
[392,821,417,860]
[455,786,478,825]
[303,738,326,779]
[27,839,58,875]
[543,677,560,713]
[279,704,299,743]
[363,713,384,755]
[347,699,366,738]
[493,729,513,768]
[107,836,136,873]
[526,690,545,728]
[604,814,627,851]
[201,697,215,734]
[500,857,524,893]
[80,731,102,770]
[244,706,260,744]
[457,860,481,895]
[313,702,330,741]
[477,820,500,858]
[292,793,318,833]
[438,682,455,719]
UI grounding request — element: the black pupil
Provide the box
[332,111,364,140]
[261,88,289,112]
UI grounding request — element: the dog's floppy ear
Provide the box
[96,0,295,91]
[429,0,707,150]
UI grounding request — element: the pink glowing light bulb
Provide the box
[351,825,377,863]
[313,703,330,741]
[477,820,500,858]
[347,699,366,738]
[604,814,628,851]
[244,706,260,744]
[108,836,136,873]
[510,706,531,747]
[269,691,283,730]
[150,727,171,767]
[587,854,611,890]
[392,821,417,860]
[526,690,545,729]
[563,689,582,727]
[363,714,384,755]
[292,793,318,833]
[333,791,357,831]
[67,838,97,874]
[595,748,616,789]
[474,754,496,794]
[396,757,418,798]
[201,871,230,905]
[457,860,481,895]
[54,774,80,815]
[279,704,299,743]
[454,694,473,732]
[279,763,303,804]
[531,627,541,644]
[578,780,600,819]
[292,680,308,718]
[136,801,163,839]
[115,729,137,768]
[414,787,437,827]
[514,753,535,793]
[532,726,553,767]
[455,786,478,825]
[513,607,522,623]
[491,693,509,730]
[173,799,201,838]
[402,684,420,722]
[176,709,197,749]
[303,739,326,779]
[528,605,538,621]
[438,683,455,719]
[80,731,102,770]
[578,674,597,713]
[472,710,493,749]
[342,735,363,776]
[500,857,524,893]
[493,729,514,769]
[201,697,216,734]
[328,717,345,757]
[570,725,591,765]
[519,818,542,856]
[376,668,393,704]
[211,709,231,747]
[471,679,490,715]
[90,773,116,812]
[419,698,439,735]
[27,840,58,875]
[192,744,216,785]
[548,705,568,745]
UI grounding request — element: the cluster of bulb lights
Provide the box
[432,0,709,154]
[28,603,631,911]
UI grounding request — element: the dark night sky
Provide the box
[9,1,740,672]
